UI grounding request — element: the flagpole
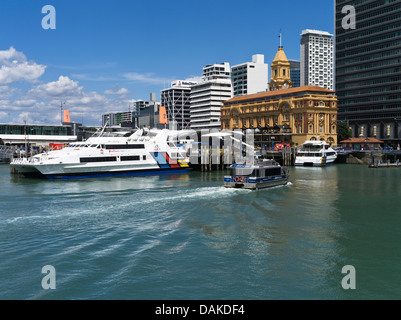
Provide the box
[279,28,282,47]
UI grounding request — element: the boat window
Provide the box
[105,144,145,150]
[121,155,140,161]
[298,151,323,156]
[90,144,98,148]
[253,169,264,177]
[266,168,282,176]
[80,156,117,163]
[300,145,322,152]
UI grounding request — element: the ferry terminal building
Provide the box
[221,46,338,148]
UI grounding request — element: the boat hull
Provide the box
[294,155,337,167]
[11,163,191,179]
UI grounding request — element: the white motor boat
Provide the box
[10,128,190,179]
[295,140,337,167]
[224,157,289,190]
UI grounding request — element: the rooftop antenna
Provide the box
[60,101,66,125]
[128,104,132,128]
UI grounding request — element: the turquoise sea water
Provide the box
[0,163,400,300]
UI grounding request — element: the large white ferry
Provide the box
[295,140,337,167]
[10,128,190,179]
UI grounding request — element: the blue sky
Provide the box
[0,0,334,126]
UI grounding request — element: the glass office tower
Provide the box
[335,0,401,146]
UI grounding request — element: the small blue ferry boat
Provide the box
[224,158,289,190]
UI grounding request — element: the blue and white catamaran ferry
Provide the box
[224,158,289,190]
[10,128,190,179]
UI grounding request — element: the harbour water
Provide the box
[0,163,400,300]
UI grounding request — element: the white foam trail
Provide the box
[4,187,252,225]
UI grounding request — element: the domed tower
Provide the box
[268,46,293,91]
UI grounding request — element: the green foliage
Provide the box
[337,121,352,142]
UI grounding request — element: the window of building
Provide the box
[309,125,313,133]
[320,125,323,133]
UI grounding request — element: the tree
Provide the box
[337,121,352,143]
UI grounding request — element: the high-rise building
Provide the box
[137,93,161,129]
[102,110,137,128]
[102,93,160,129]
[335,0,401,145]
[300,29,334,90]
[190,63,233,131]
[160,80,197,130]
[231,54,268,96]
[289,59,301,87]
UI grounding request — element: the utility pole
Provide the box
[24,119,27,158]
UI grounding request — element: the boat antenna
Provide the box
[99,119,109,136]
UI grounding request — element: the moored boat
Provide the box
[10,128,190,179]
[295,140,337,167]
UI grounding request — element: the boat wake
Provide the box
[4,186,251,225]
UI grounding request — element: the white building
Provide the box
[190,63,233,131]
[231,54,268,96]
[160,80,197,130]
[300,29,334,90]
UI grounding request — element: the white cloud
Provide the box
[0,47,46,85]
[104,87,129,95]
[123,72,171,85]
[0,49,152,126]
[28,76,82,98]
